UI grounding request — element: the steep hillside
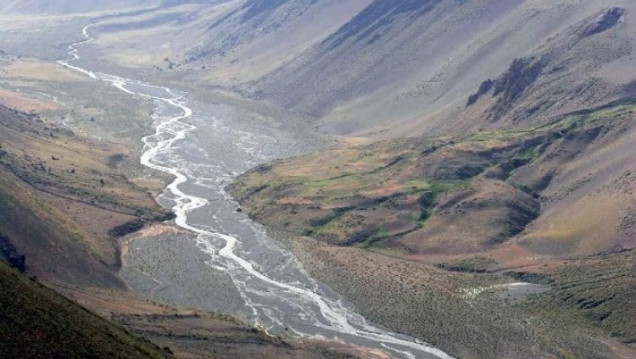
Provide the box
[0,102,172,288]
[161,0,228,7]
[462,7,631,130]
[540,250,636,344]
[54,0,636,140]
[258,0,508,118]
[193,0,321,58]
[1,248,361,359]
[253,0,636,138]
[0,260,171,359]
[83,0,373,84]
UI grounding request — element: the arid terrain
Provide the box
[230,100,636,358]
[0,6,364,358]
[1,1,635,359]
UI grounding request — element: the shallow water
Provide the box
[57,23,454,359]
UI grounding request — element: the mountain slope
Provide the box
[0,260,171,359]
[229,88,636,359]
[461,7,630,130]
[79,0,374,85]
[0,97,179,288]
[227,8,636,354]
[228,9,636,255]
[69,0,636,141]
[229,99,636,256]
[253,0,635,138]
[231,4,636,260]
[179,0,375,84]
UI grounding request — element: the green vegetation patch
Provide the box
[230,101,636,253]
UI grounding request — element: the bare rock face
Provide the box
[463,6,632,129]
[492,57,547,105]
[467,79,494,106]
[581,7,625,37]
[0,233,25,272]
[467,57,547,117]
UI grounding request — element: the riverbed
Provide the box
[58,23,454,359]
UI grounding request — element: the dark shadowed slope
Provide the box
[190,0,320,59]
[0,260,171,359]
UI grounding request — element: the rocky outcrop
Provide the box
[465,6,631,126]
[108,219,145,237]
[581,7,625,38]
[107,211,175,238]
[0,233,25,272]
[467,79,494,106]
[492,57,547,105]
[467,56,548,120]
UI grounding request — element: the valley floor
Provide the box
[0,16,365,359]
[1,5,635,359]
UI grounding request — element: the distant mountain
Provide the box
[0,0,159,14]
[9,0,634,139]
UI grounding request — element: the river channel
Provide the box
[58,23,453,359]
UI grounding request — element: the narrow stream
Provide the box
[58,23,454,359]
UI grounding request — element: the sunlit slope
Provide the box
[229,98,636,359]
[77,1,636,141]
[254,1,636,138]
[229,99,635,258]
